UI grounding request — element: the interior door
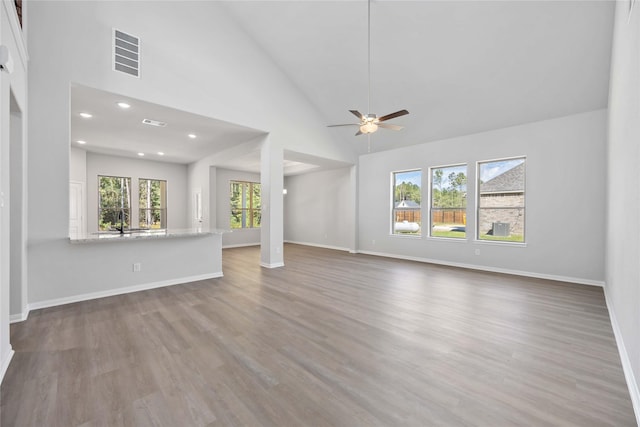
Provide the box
[69,181,86,238]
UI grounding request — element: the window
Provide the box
[230,181,261,229]
[477,157,525,242]
[392,170,422,235]
[98,175,131,231]
[139,179,167,229]
[430,164,467,239]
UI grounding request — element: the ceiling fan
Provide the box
[328,0,409,138]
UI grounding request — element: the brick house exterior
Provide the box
[478,163,525,236]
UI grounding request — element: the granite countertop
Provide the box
[69,228,229,244]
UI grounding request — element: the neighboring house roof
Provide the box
[481,163,525,194]
[395,200,420,209]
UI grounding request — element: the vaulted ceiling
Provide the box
[224,1,614,155]
[71,1,615,168]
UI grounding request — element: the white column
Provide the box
[348,164,358,253]
[260,137,284,268]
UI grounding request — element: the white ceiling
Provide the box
[70,84,266,165]
[71,1,615,170]
[71,85,347,175]
[224,0,614,154]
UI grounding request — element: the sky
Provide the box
[479,158,525,183]
[395,157,524,189]
[431,164,467,191]
[395,170,421,186]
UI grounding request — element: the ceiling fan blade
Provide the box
[378,123,404,131]
[349,110,365,120]
[378,109,409,122]
[355,130,363,136]
[327,124,359,127]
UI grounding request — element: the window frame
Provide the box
[98,175,132,232]
[138,178,167,230]
[230,180,261,230]
[390,169,422,237]
[428,163,468,241]
[476,156,526,245]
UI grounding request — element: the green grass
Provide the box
[430,228,524,242]
[431,230,466,239]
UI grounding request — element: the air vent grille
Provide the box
[113,29,139,77]
[142,118,167,127]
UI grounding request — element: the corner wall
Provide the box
[605,2,640,422]
[284,167,353,251]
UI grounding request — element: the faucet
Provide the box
[115,208,125,234]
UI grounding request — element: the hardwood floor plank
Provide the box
[2,244,636,426]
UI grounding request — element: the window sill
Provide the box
[427,236,468,243]
[474,239,527,247]
[389,233,422,239]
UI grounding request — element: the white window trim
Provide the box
[428,162,468,240]
[390,168,423,236]
[475,155,527,245]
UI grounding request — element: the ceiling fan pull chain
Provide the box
[367,0,371,115]
[326,0,409,143]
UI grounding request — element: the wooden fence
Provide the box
[431,208,466,225]
[395,210,421,223]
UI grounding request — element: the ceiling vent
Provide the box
[142,118,167,127]
[113,29,139,77]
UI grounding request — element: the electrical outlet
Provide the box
[475,249,480,256]
[133,262,141,272]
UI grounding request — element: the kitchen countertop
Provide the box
[69,228,229,244]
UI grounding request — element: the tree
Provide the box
[98,176,131,230]
[431,169,466,209]
[394,181,421,204]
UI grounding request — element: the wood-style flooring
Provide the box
[1,244,636,426]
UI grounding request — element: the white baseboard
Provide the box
[9,310,29,324]
[284,240,350,252]
[356,249,605,287]
[1,348,15,384]
[28,272,223,311]
[223,243,260,249]
[260,262,285,269]
[604,287,640,425]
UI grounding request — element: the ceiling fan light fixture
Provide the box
[360,122,378,134]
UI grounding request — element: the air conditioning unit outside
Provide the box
[492,222,510,237]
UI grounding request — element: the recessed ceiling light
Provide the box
[79,112,92,118]
[76,140,87,145]
[157,152,165,156]
[137,152,145,157]
[188,133,197,139]
[117,102,131,109]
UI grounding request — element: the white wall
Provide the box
[1,0,28,382]
[606,3,640,421]
[28,234,223,307]
[25,1,353,311]
[358,110,607,284]
[9,109,24,320]
[86,152,189,232]
[69,146,86,183]
[216,168,261,248]
[284,167,352,251]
